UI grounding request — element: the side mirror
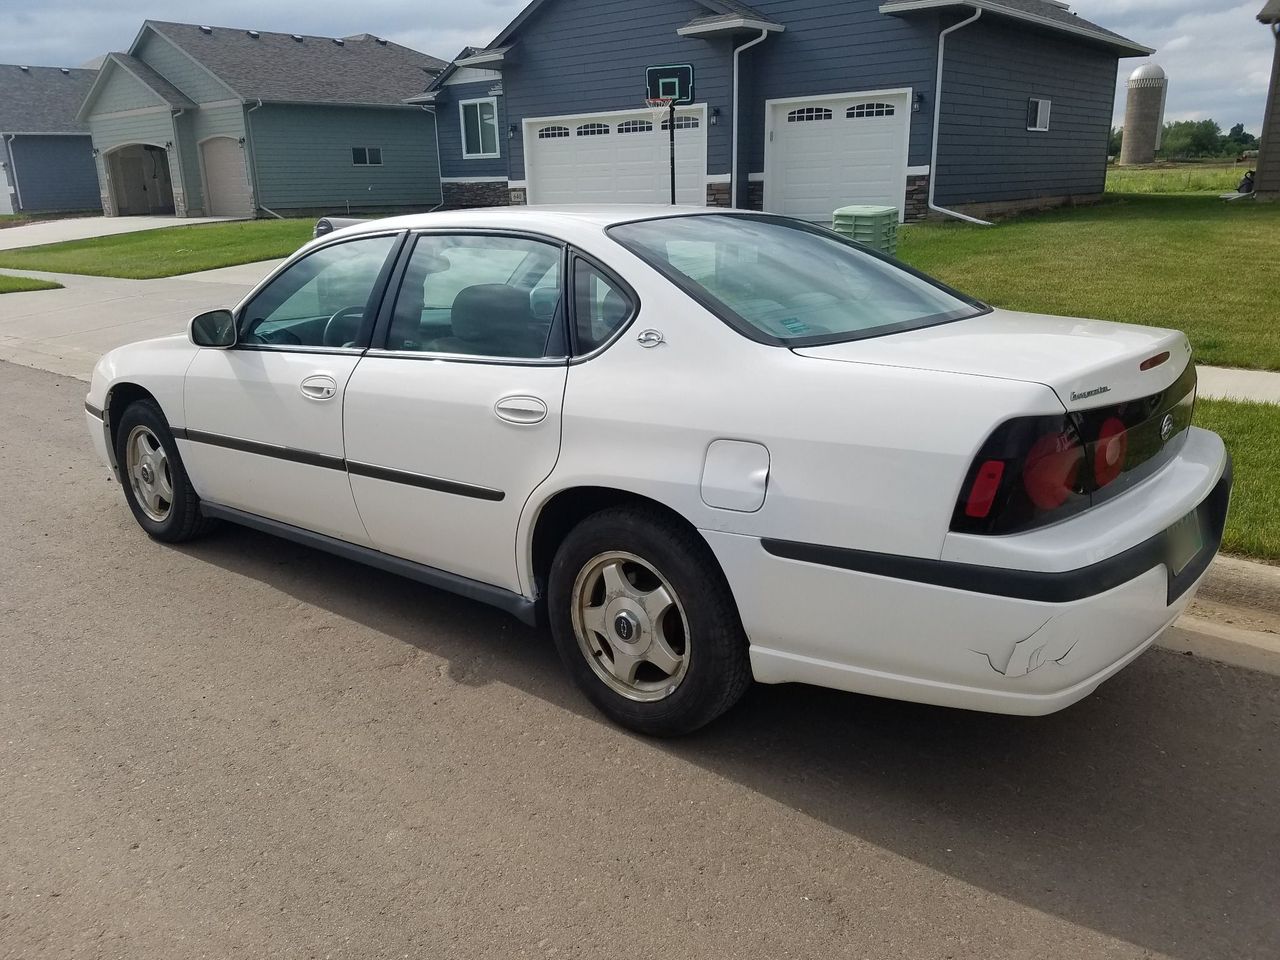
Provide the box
[189,309,237,349]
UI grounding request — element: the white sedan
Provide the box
[85,207,1232,736]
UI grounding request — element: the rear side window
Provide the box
[385,234,563,359]
[572,258,634,354]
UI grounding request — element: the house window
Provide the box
[787,107,833,122]
[538,125,570,139]
[618,120,653,134]
[847,102,895,119]
[661,115,700,131]
[461,97,500,158]
[577,123,610,136]
[351,147,383,166]
[1027,98,1052,132]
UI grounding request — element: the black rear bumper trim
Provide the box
[762,456,1232,606]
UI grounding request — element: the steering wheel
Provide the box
[323,306,367,348]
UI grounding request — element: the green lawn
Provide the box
[0,273,62,294]
[1105,164,1246,195]
[0,219,315,279]
[1194,399,1280,563]
[897,195,1280,372]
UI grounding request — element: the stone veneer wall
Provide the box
[904,175,929,222]
[442,180,511,209]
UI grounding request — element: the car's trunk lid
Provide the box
[793,308,1192,410]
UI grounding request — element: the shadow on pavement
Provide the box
[181,523,1279,960]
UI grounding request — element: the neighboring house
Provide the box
[1258,0,1280,200]
[422,0,1150,221]
[0,64,100,215]
[76,21,447,218]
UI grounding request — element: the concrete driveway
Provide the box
[0,260,282,379]
[0,215,243,252]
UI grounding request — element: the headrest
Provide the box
[450,284,532,343]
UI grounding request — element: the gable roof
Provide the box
[0,64,98,134]
[76,53,197,121]
[879,0,1153,55]
[140,21,447,106]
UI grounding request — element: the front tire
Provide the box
[548,506,751,736]
[113,399,215,543]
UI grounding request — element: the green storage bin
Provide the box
[832,204,899,256]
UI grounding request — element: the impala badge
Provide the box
[1161,413,1176,442]
[637,329,665,348]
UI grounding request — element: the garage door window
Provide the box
[787,108,832,122]
[847,103,895,119]
[661,115,700,131]
[385,234,564,359]
[618,120,653,134]
[461,98,500,159]
[538,126,570,139]
[577,123,610,137]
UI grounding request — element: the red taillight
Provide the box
[1093,416,1128,487]
[964,459,1006,518]
[1023,431,1084,510]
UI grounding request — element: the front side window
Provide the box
[573,259,634,353]
[461,98,500,158]
[385,234,563,359]
[239,234,398,348]
[609,215,984,346]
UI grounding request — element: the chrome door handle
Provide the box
[300,375,338,401]
[494,395,548,425]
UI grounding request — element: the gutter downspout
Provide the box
[171,109,186,216]
[732,29,771,208]
[5,135,25,211]
[929,8,992,225]
[423,106,445,213]
[245,99,284,220]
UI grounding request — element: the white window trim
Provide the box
[460,96,501,160]
[1028,98,1052,133]
[351,146,383,166]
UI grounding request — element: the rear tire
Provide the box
[114,400,216,543]
[548,506,751,736]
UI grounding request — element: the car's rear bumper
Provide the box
[704,432,1231,716]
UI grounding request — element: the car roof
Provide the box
[331,204,736,238]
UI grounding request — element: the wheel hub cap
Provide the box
[571,552,691,703]
[125,425,174,523]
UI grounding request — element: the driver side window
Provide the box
[239,235,398,349]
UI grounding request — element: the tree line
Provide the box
[1109,121,1259,160]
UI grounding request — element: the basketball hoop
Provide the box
[645,97,675,125]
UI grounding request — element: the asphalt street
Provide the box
[1,359,1277,960]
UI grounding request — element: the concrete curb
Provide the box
[1160,556,1280,675]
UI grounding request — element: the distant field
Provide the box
[1105,164,1248,195]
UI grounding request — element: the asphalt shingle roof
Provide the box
[880,0,1149,53]
[143,21,447,105]
[982,0,1144,48]
[0,64,97,133]
[106,53,197,109]
[1260,0,1280,24]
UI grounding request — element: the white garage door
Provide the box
[525,108,707,206]
[201,136,253,218]
[766,92,910,222]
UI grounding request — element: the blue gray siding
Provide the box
[933,16,1118,206]
[8,135,99,211]
[740,1,939,175]
[495,0,734,182]
[249,104,441,210]
[135,30,238,104]
[435,80,508,180]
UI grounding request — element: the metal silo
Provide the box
[1119,63,1169,165]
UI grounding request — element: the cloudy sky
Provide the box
[2,0,1273,134]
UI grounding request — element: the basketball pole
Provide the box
[668,101,677,205]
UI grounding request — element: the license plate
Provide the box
[1167,510,1204,576]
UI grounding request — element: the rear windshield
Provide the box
[608,214,986,346]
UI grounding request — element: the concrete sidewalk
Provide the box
[1198,365,1280,405]
[0,260,281,380]
[0,215,243,251]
